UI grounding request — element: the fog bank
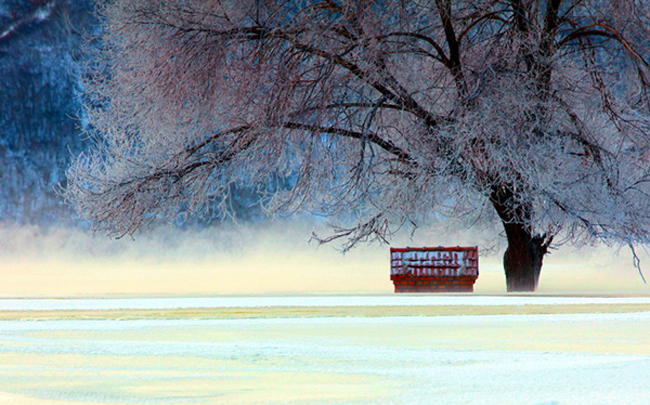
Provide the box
[0,221,648,296]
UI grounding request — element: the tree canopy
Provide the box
[66,0,650,291]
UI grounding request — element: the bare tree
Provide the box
[65,0,650,291]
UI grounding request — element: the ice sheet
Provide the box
[0,312,648,405]
[2,295,650,310]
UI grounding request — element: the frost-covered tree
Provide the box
[66,0,650,291]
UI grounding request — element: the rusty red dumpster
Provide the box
[390,246,479,293]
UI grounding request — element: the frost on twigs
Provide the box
[65,0,650,287]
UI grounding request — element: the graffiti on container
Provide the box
[391,247,479,277]
[390,246,479,293]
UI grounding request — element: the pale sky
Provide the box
[0,221,648,296]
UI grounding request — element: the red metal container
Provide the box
[390,246,479,293]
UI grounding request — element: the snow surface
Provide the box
[2,295,650,310]
[0,311,649,404]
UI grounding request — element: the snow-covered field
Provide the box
[2,295,650,310]
[0,296,649,405]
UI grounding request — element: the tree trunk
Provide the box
[490,185,552,292]
[502,221,549,292]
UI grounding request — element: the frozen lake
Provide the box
[0,314,648,405]
[2,294,650,310]
[0,297,649,404]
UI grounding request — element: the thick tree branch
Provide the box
[436,0,466,95]
[558,24,650,73]
[282,121,414,164]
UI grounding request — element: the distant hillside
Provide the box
[0,0,95,225]
[0,0,272,228]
